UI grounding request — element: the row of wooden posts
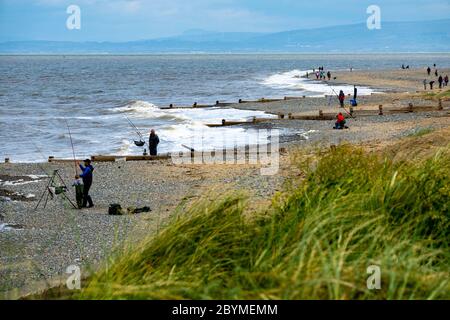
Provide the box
[162,96,310,109]
[212,99,445,126]
[4,99,445,163]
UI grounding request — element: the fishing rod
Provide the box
[31,142,52,177]
[329,86,356,120]
[181,144,195,152]
[64,118,78,176]
[124,115,146,146]
[125,115,143,139]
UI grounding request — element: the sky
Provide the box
[0,0,449,42]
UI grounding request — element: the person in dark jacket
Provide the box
[338,90,345,108]
[438,75,443,89]
[427,67,431,75]
[76,159,94,208]
[430,80,435,90]
[149,129,160,156]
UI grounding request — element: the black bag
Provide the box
[108,203,123,215]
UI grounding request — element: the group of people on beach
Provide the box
[308,66,332,81]
[424,64,448,90]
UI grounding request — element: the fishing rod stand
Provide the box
[35,169,78,210]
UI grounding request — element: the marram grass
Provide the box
[76,145,449,300]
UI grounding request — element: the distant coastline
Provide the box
[2,19,450,54]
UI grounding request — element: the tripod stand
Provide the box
[35,170,78,210]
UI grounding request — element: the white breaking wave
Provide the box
[263,69,309,89]
[110,100,189,121]
[262,69,375,96]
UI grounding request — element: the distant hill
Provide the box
[1,19,449,53]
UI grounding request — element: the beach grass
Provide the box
[69,142,450,300]
[423,88,450,100]
[407,127,435,137]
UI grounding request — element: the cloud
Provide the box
[1,0,449,41]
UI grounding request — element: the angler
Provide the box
[76,159,94,208]
[334,112,349,130]
[149,129,160,156]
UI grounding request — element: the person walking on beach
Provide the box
[445,75,449,86]
[338,90,345,108]
[427,67,431,75]
[438,75,443,89]
[149,129,160,156]
[435,70,438,77]
[327,71,331,81]
[77,159,94,208]
[423,79,427,90]
[430,80,435,90]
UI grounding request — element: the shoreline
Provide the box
[1,67,450,298]
[2,67,449,164]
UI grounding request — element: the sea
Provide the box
[1,53,449,162]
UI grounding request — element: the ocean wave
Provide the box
[262,69,310,89]
[262,69,374,96]
[110,100,189,121]
[116,139,135,155]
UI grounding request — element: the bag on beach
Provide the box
[75,184,84,209]
[108,203,123,215]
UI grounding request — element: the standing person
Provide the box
[149,129,160,156]
[427,67,431,75]
[445,75,449,86]
[438,75,443,89]
[423,79,427,90]
[77,159,94,208]
[338,90,345,108]
[327,71,331,80]
[435,70,438,77]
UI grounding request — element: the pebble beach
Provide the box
[1,67,449,298]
